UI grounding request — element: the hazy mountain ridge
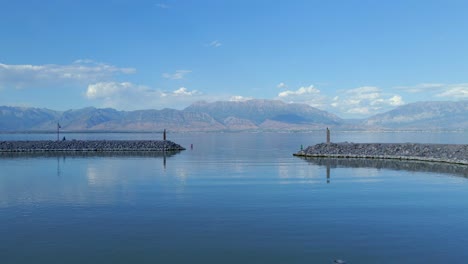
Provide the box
[0,100,466,132]
[186,99,342,126]
[364,101,468,130]
[0,106,60,131]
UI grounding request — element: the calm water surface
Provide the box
[1,132,467,263]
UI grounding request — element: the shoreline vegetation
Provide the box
[0,140,185,153]
[294,142,468,165]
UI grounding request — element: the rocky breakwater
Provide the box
[294,143,468,165]
[0,140,185,152]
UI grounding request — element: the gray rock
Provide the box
[0,140,185,152]
[295,143,468,165]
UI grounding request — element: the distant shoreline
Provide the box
[0,140,185,153]
[0,130,467,135]
[294,143,468,165]
[0,131,166,134]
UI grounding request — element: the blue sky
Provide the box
[1,0,467,118]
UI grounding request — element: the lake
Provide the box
[1,131,468,263]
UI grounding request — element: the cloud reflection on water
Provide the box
[0,151,183,207]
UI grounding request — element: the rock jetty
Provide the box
[0,140,185,153]
[294,143,468,165]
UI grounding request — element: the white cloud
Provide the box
[277,85,326,108]
[73,59,95,64]
[395,82,468,100]
[331,86,405,117]
[173,87,198,96]
[388,95,405,106]
[395,83,445,93]
[86,82,201,110]
[209,40,222,48]
[278,85,320,97]
[435,84,468,99]
[0,61,135,89]
[229,95,253,102]
[277,82,287,89]
[86,82,136,99]
[162,70,191,80]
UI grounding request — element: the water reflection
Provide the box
[300,157,468,178]
[0,151,183,207]
[0,150,182,159]
[1,151,181,171]
[57,156,65,177]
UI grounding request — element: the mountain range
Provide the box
[0,100,467,132]
[363,101,468,130]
